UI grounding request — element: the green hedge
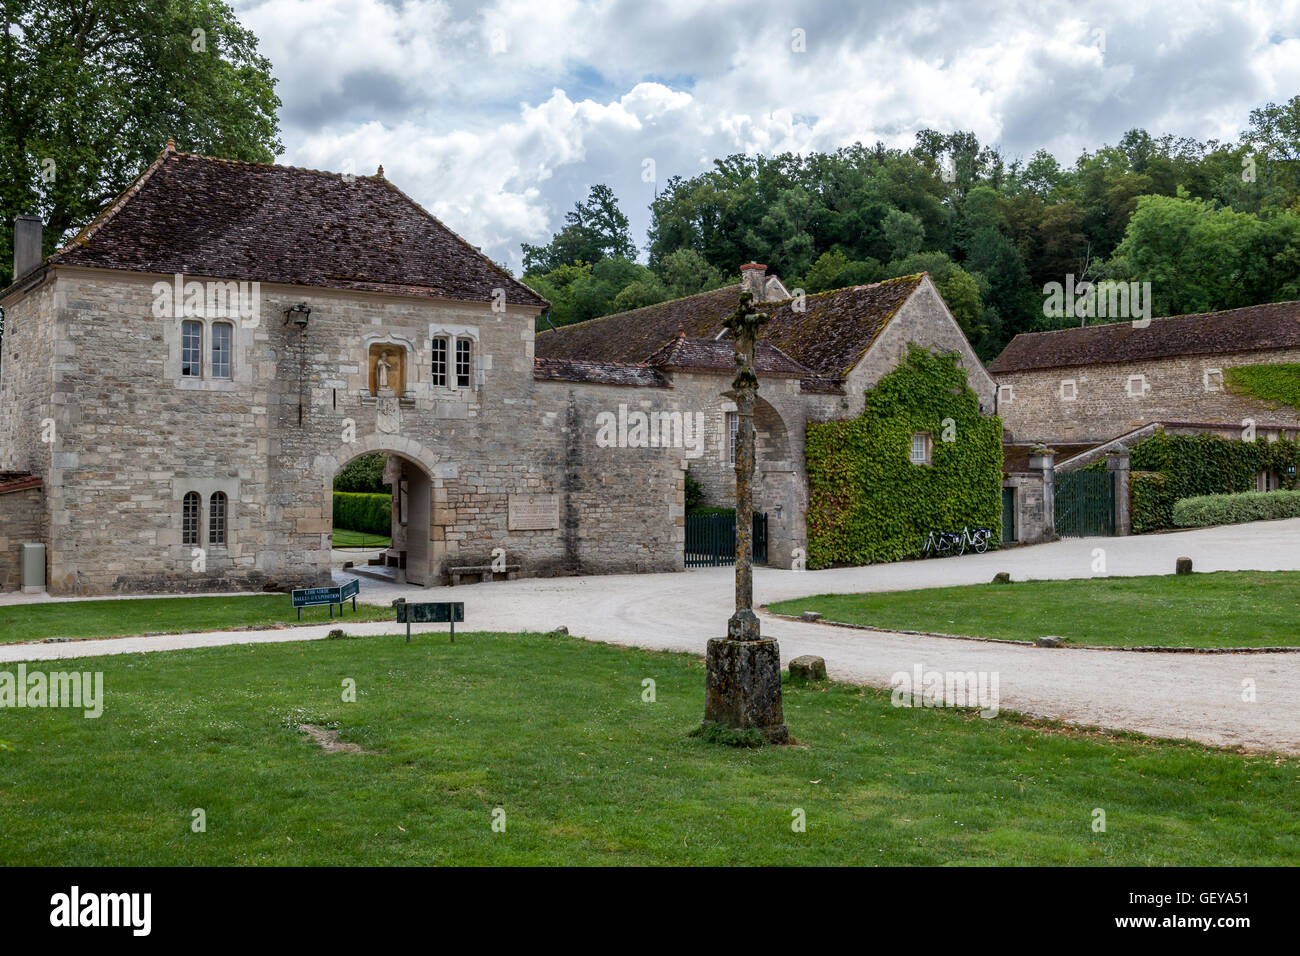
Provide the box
[1173,489,1300,528]
[333,492,392,535]
[805,346,1003,568]
[1128,431,1300,532]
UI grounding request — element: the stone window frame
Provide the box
[431,337,448,387]
[997,383,1014,405]
[1059,379,1078,401]
[727,411,739,465]
[171,316,241,390]
[173,479,239,551]
[1204,367,1224,392]
[429,324,481,393]
[910,432,933,466]
[181,320,203,377]
[1126,374,1148,398]
[210,321,234,380]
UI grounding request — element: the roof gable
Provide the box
[46,145,547,308]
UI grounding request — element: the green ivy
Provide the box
[332,492,392,535]
[804,346,1003,569]
[1224,363,1300,411]
[1128,430,1300,531]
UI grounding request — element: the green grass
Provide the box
[0,595,393,644]
[332,528,391,548]
[0,632,1294,865]
[768,571,1300,648]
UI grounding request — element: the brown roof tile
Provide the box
[646,334,811,378]
[532,357,670,388]
[43,146,547,308]
[535,274,925,380]
[989,301,1300,374]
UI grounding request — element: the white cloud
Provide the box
[232,0,1300,271]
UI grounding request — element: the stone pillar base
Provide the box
[702,637,789,743]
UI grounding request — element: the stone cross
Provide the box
[722,290,767,640]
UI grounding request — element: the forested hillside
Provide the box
[524,97,1300,360]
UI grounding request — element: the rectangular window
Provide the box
[182,321,203,377]
[1126,374,1147,397]
[1204,368,1223,392]
[211,323,232,379]
[432,338,448,387]
[456,339,472,388]
[910,433,931,465]
[997,384,1013,404]
[182,492,201,546]
[727,412,738,465]
[1060,379,1078,401]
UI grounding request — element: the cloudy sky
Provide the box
[232,0,1300,273]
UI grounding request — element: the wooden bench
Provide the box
[448,564,521,586]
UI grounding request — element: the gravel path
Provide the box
[3,520,1299,753]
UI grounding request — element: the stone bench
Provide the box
[448,564,521,586]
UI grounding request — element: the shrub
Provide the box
[1129,471,1175,533]
[684,472,704,511]
[1172,489,1300,528]
[333,492,391,535]
[333,454,390,493]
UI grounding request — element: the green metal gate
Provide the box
[685,512,768,567]
[1001,487,1017,543]
[1054,470,1115,537]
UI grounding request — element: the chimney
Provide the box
[740,262,767,300]
[13,214,42,280]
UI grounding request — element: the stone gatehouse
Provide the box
[1,142,996,595]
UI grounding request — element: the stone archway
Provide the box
[753,396,801,569]
[319,435,444,587]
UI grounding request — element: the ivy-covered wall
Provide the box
[805,347,1003,568]
[1128,430,1300,531]
[1225,363,1300,412]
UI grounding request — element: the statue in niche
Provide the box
[368,344,406,396]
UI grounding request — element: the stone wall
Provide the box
[996,348,1300,444]
[0,483,45,591]
[0,279,58,479]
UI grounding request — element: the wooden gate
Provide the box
[1054,470,1115,537]
[685,512,768,567]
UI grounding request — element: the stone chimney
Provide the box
[12,214,42,280]
[740,262,767,300]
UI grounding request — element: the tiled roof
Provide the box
[532,357,670,388]
[41,144,547,308]
[534,274,926,380]
[0,471,41,494]
[989,301,1300,374]
[646,334,811,378]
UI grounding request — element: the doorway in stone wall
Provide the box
[332,449,434,586]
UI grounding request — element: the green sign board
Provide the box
[291,578,360,619]
[393,600,464,642]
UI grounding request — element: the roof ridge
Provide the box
[1010,299,1300,340]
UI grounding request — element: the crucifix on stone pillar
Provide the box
[698,290,789,744]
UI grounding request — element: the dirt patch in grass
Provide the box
[299,724,375,755]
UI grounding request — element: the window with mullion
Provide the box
[432,338,448,387]
[456,339,472,388]
[182,321,203,377]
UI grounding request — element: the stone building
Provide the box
[989,302,1300,444]
[536,264,997,564]
[0,143,996,595]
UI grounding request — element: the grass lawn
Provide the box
[332,528,391,548]
[768,571,1300,649]
[0,595,393,644]
[0,632,1294,865]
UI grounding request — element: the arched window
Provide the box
[211,322,233,379]
[209,492,228,546]
[182,491,201,545]
[181,321,203,377]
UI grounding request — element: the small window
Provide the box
[910,433,932,465]
[456,339,472,388]
[431,338,448,387]
[211,323,233,379]
[727,412,739,464]
[182,491,201,546]
[182,321,203,377]
[1126,374,1147,397]
[209,492,227,546]
[997,383,1013,404]
[1060,379,1078,401]
[1204,368,1223,392]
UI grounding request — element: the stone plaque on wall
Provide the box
[508,494,560,531]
